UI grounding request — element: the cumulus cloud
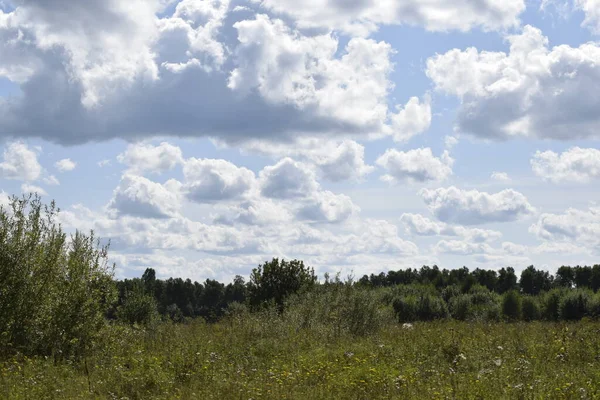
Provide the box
[376,148,453,183]
[491,172,511,182]
[118,142,183,174]
[55,158,76,172]
[258,0,524,36]
[0,3,435,147]
[530,206,600,249]
[43,175,60,186]
[420,186,536,225]
[297,191,360,224]
[531,147,600,183]
[426,25,600,141]
[577,0,600,33]
[235,139,374,182]
[0,142,41,181]
[259,158,318,199]
[107,174,181,219]
[400,213,502,242]
[21,183,46,196]
[388,96,432,142]
[183,158,255,203]
[314,141,374,182]
[434,240,494,255]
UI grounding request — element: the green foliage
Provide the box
[248,258,317,309]
[501,290,522,321]
[541,288,565,320]
[393,294,448,322]
[0,194,116,360]
[117,284,160,326]
[559,290,591,320]
[448,294,472,321]
[521,296,541,321]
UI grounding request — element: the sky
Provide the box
[1,0,600,282]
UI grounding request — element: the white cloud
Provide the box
[21,183,47,196]
[491,172,511,182]
[107,174,181,219]
[0,142,42,181]
[183,158,255,203]
[259,158,318,199]
[55,158,76,172]
[258,0,524,36]
[98,159,111,167]
[297,190,360,224]
[530,206,600,249]
[377,148,453,183]
[400,213,502,242]
[314,141,374,182]
[426,25,600,141]
[420,186,536,225]
[43,175,60,186]
[229,15,393,131]
[234,139,374,182]
[531,147,600,183]
[576,0,600,34]
[388,96,432,142]
[117,142,183,175]
[445,135,459,149]
[434,240,494,255]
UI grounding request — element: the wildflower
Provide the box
[497,346,504,351]
[344,352,354,358]
[402,323,414,330]
[493,359,502,367]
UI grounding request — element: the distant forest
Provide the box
[117,262,600,322]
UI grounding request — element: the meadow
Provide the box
[3,195,600,399]
[3,318,600,399]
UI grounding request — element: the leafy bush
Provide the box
[248,258,316,310]
[521,296,541,321]
[449,294,472,321]
[441,285,462,302]
[392,296,419,323]
[417,294,448,321]
[559,290,591,320]
[501,290,522,321]
[117,285,159,326]
[541,289,564,320]
[0,195,116,360]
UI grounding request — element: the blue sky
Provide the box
[1,0,599,282]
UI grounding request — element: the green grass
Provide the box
[3,319,600,399]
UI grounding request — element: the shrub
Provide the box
[416,294,448,321]
[559,290,591,320]
[248,258,316,310]
[449,294,472,321]
[501,290,522,321]
[117,285,159,326]
[0,195,116,360]
[541,289,564,320]
[441,285,461,302]
[392,296,419,323]
[521,296,541,321]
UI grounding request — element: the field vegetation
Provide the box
[2,195,600,399]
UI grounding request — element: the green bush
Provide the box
[449,294,472,321]
[441,285,461,302]
[501,290,522,321]
[392,296,419,323]
[0,195,116,360]
[117,285,159,326]
[521,296,541,321]
[559,290,591,320]
[416,294,448,321]
[541,289,564,320]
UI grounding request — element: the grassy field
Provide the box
[3,318,600,399]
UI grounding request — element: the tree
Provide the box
[520,266,552,295]
[248,258,316,309]
[555,266,574,288]
[496,267,518,294]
